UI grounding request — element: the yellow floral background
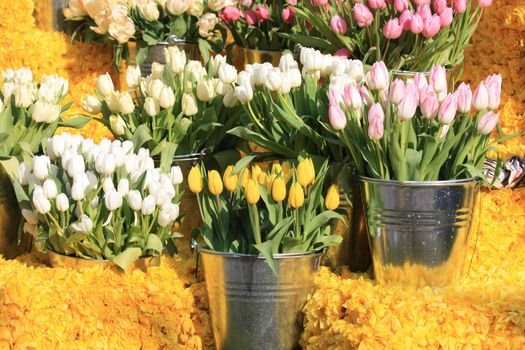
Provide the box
[0,0,524,349]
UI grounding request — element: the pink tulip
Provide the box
[240,0,253,6]
[368,115,384,141]
[334,48,351,57]
[328,89,342,106]
[432,0,447,15]
[220,6,242,23]
[413,73,429,93]
[397,88,419,120]
[282,7,296,23]
[255,6,271,21]
[245,10,257,25]
[287,0,298,5]
[421,93,439,119]
[343,84,363,110]
[311,0,329,6]
[417,5,432,20]
[354,4,374,27]
[329,104,347,130]
[399,10,413,30]
[477,112,498,135]
[413,0,431,5]
[368,61,389,91]
[472,82,489,111]
[429,65,447,93]
[453,0,467,13]
[390,79,405,105]
[383,19,403,39]
[422,15,441,38]
[394,0,408,12]
[359,86,373,105]
[484,74,502,110]
[438,93,457,124]
[381,89,389,110]
[330,15,348,34]
[476,0,492,8]
[455,83,472,114]
[368,0,387,10]
[439,7,453,27]
[410,14,424,33]
[368,103,385,122]
[419,84,435,104]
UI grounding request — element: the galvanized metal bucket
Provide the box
[200,249,323,350]
[359,177,479,287]
[240,47,282,66]
[140,38,200,77]
[47,251,160,272]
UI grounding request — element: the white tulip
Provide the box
[70,182,85,201]
[279,79,291,94]
[23,223,37,237]
[66,154,85,178]
[196,79,216,102]
[32,155,50,182]
[166,0,189,15]
[160,176,175,197]
[122,140,134,155]
[300,48,324,74]
[42,179,58,199]
[219,64,237,84]
[252,63,271,86]
[158,208,173,227]
[18,163,31,185]
[85,171,98,191]
[124,154,140,174]
[105,190,123,211]
[33,192,51,214]
[32,100,61,123]
[347,60,364,83]
[103,177,115,193]
[181,93,198,116]
[279,53,299,72]
[127,190,143,211]
[147,79,165,100]
[69,214,93,233]
[237,71,253,88]
[2,82,15,101]
[110,115,126,136]
[151,62,165,80]
[223,88,239,108]
[98,138,112,153]
[208,55,226,76]
[137,148,150,160]
[159,86,175,109]
[95,73,114,97]
[112,146,126,168]
[100,153,116,176]
[118,92,135,114]
[138,0,160,21]
[2,68,15,82]
[14,83,35,108]
[164,202,180,221]
[91,196,99,209]
[47,135,65,160]
[214,79,230,96]
[286,69,302,89]
[153,187,171,208]
[22,209,39,225]
[14,68,33,84]
[56,193,69,212]
[126,65,141,89]
[39,75,69,101]
[142,97,158,117]
[170,166,183,185]
[235,84,253,103]
[141,195,156,215]
[264,69,283,91]
[81,138,95,155]
[197,12,219,38]
[186,60,207,82]
[105,92,121,113]
[117,178,130,196]
[187,0,204,15]
[165,46,186,74]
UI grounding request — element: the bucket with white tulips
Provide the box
[13,134,184,271]
[0,68,90,259]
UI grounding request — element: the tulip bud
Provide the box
[143,96,159,117]
[235,84,254,104]
[454,0,467,13]
[33,192,51,214]
[325,185,340,210]
[32,155,50,182]
[159,86,175,109]
[390,79,406,105]
[455,83,472,114]
[421,93,439,119]
[165,46,186,74]
[383,18,403,39]
[367,61,389,91]
[14,83,35,108]
[271,177,286,202]
[298,158,315,187]
[70,181,85,201]
[397,88,419,121]
[353,4,373,27]
[141,195,156,215]
[472,82,489,111]
[300,48,324,73]
[476,0,492,8]
[32,100,61,123]
[118,92,135,114]
[188,166,204,193]
[219,64,237,84]
[105,190,123,211]
[100,153,116,176]
[329,104,347,131]
[394,0,409,12]
[95,73,114,97]
[422,15,441,38]
[245,178,260,205]
[208,170,224,196]
[484,74,502,111]
[138,0,160,21]
[81,95,102,114]
[477,111,498,135]
[125,67,140,91]
[264,69,283,92]
[289,183,304,209]
[439,7,453,27]
[330,15,348,34]
[55,193,69,212]
[216,166,235,194]
[65,154,85,178]
[127,190,143,211]
[196,79,216,102]
[167,166,182,186]
[181,93,198,116]
[368,103,385,123]
[410,14,424,33]
[438,93,458,124]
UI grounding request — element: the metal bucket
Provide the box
[47,251,160,272]
[200,249,323,350]
[391,67,460,88]
[359,177,479,287]
[140,39,200,77]
[240,47,282,67]
[325,164,370,271]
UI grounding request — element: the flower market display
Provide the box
[0,0,524,349]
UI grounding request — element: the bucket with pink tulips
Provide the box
[325,60,521,286]
[289,0,493,74]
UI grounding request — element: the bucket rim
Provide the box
[391,66,456,76]
[198,247,324,260]
[358,176,478,187]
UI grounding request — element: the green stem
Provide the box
[250,204,262,245]
[294,208,301,240]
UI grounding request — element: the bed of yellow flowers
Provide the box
[0,0,523,349]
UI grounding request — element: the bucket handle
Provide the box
[466,182,482,278]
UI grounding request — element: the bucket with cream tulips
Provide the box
[189,157,343,350]
[12,134,184,271]
[326,60,519,287]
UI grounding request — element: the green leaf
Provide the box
[58,116,91,129]
[145,234,164,254]
[112,247,143,271]
[131,124,153,150]
[304,211,345,239]
[232,154,258,175]
[253,240,278,276]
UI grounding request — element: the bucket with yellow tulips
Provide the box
[188,157,343,350]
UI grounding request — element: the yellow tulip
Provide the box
[245,178,260,205]
[208,170,223,196]
[265,173,276,192]
[257,172,267,186]
[282,161,293,183]
[223,165,238,192]
[289,182,304,208]
[307,158,316,184]
[297,160,310,187]
[272,177,286,202]
[240,168,251,188]
[325,184,340,210]
[188,166,203,194]
[271,163,282,176]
